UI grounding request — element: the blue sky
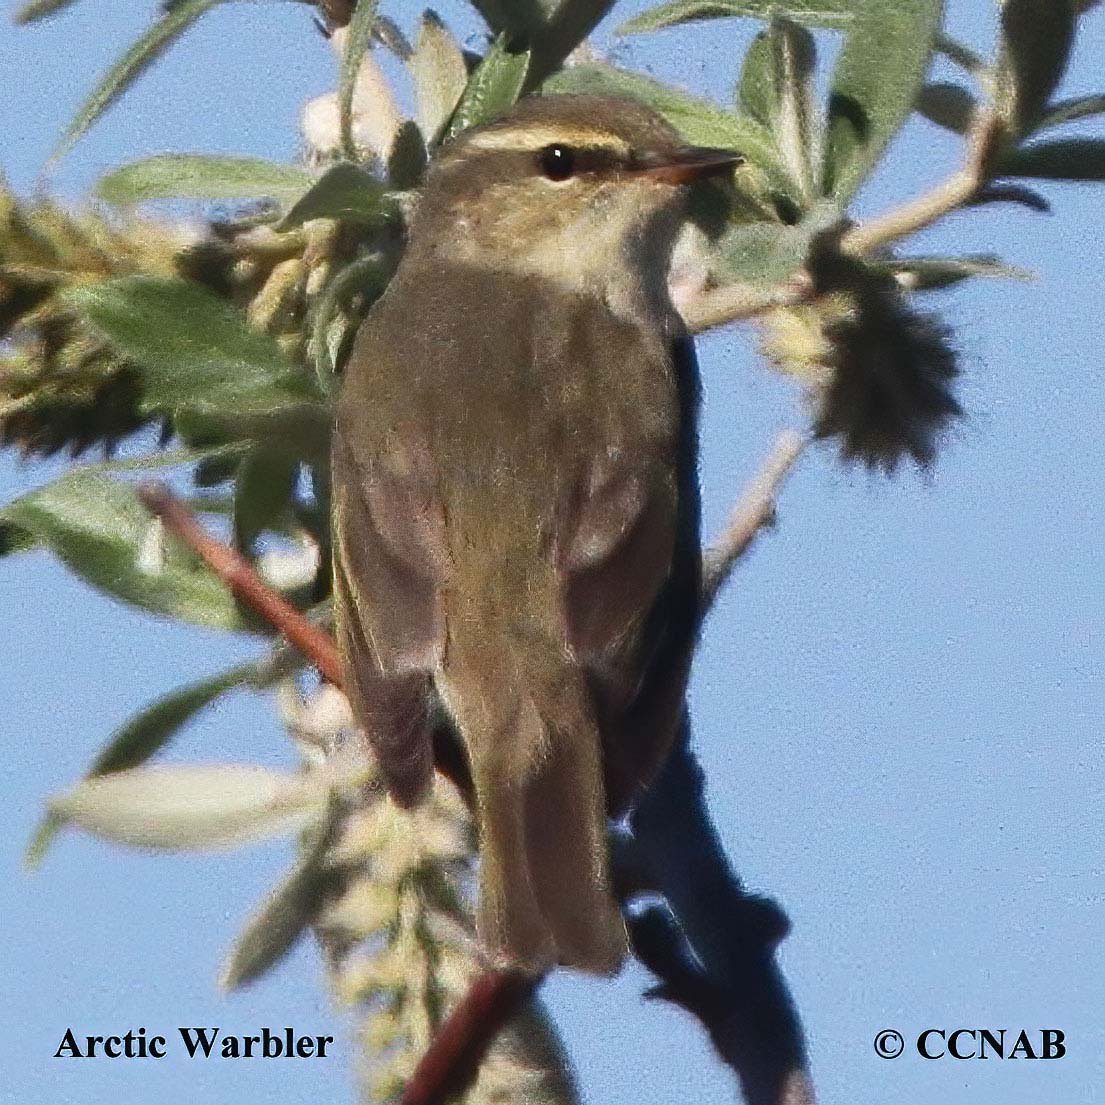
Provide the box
[2,2,1103,1104]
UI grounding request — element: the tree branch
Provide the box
[399,970,539,1105]
[841,110,1004,255]
[683,279,813,336]
[616,721,816,1105]
[701,430,808,612]
[137,482,343,685]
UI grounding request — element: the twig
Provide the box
[136,481,521,1105]
[400,970,539,1105]
[841,110,1004,255]
[701,430,808,611]
[137,482,344,686]
[684,279,812,335]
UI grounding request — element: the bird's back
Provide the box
[337,261,685,602]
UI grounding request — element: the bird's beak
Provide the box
[631,146,744,185]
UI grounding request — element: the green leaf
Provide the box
[887,254,1033,291]
[14,0,79,23]
[220,814,340,990]
[915,82,975,134]
[0,520,36,556]
[713,199,840,285]
[26,663,259,867]
[233,447,299,552]
[409,10,470,144]
[464,0,547,39]
[737,29,774,126]
[277,161,395,231]
[934,31,986,75]
[0,469,246,629]
[1039,94,1105,130]
[618,0,854,35]
[65,277,316,415]
[997,138,1105,180]
[339,0,382,158]
[50,764,330,850]
[761,18,821,202]
[98,666,260,775]
[995,0,1076,137]
[971,183,1050,212]
[387,120,429,191]
[529,0,619,84]
[545,63,782,174]
[445,34,531,140]
[174,405,333,463]
[53,0,225,161]
[372,12,413,59]
[823,0,944,201]
[96,155,315,206]
[310,252,393,395]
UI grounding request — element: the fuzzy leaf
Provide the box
[277,162,395,231]
[51,764,329,850]
[309,252,392,396]
[763,18,820,201]
[714,222,812,286]
[737,30,774,125]
[387,120,429,190]
[14,0,79,23]
[0,469,246,628]
[1039,94,1105,130]
[465,0,549,39]
[714,199,840,285]
[823,0,944,201]
[998,138,1105,180]
[233,447,299,552]
[445,34,531,140]
[65,277,316,414]
[934,31,985,75]
[915,82,975,134]
[409,11,470,143]
[174,405,332,463]
[339,0,382,157]
[54,0,225,160]
[221,816,339,989]
[888,254,1033,291]
[96,155,315,206]
[26,663,260,867]
[970,183,1050,212]
[618,0,854,35]
[995,0,1076,137]
[530,0,620,84]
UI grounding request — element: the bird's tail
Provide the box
[440,639,626,976]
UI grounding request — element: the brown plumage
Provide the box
[332,94,738,974]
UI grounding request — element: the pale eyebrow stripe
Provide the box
[463,126,631,155]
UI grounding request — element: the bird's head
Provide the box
[405,94,742,295]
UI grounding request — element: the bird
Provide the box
[331,93,741,975]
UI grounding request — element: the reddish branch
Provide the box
[137,482,343,685]
[399,970,538,1105]
[136,480,531,1105]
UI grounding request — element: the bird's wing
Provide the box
[331,419,447,806]
[557,331,699,717]
[559,456,678,671]
[560,333,702,810]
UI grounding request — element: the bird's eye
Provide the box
[539,144,576,181]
